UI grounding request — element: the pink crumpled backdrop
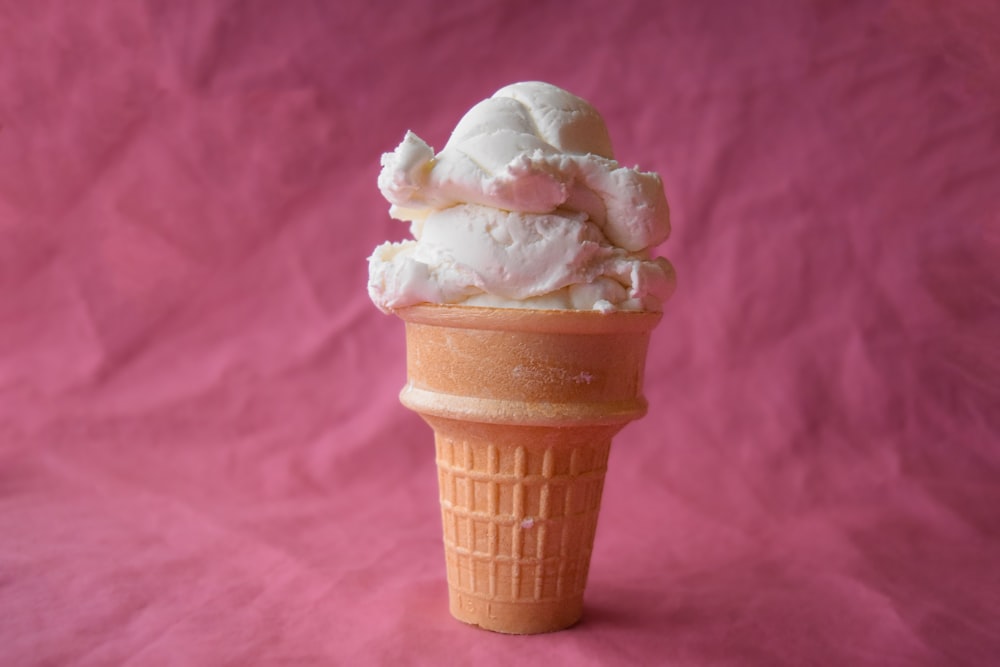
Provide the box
[2,1,998,665]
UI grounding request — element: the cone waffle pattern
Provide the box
[436,434,610,612]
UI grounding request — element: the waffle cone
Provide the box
[396,304,660,634]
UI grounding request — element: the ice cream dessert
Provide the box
[368,81,675,313]
[368,82,673,635]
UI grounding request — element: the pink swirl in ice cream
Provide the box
[368,81,676,313]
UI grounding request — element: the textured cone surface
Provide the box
[435,423,612,634]
[396,305,659,634]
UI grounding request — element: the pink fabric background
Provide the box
[2,1,998,664]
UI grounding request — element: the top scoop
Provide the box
[368,81,676,313]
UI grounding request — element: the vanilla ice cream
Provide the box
[368,81,676,313]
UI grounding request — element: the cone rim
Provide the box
[393,303,662,334]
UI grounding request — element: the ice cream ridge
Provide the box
[368,82,674,635]
[369,80,675,312]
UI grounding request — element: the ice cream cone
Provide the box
[396,304,660,634]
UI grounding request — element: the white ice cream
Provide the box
[368,81,676,313]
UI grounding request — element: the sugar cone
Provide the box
[396,304,661,634]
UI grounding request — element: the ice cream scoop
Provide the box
[368,81,675,313]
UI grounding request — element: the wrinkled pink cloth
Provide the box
[2,1,999,665]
